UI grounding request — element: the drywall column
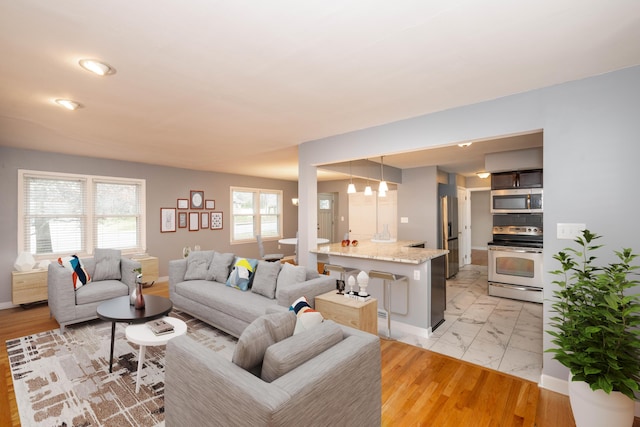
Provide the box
[297,146,318,268]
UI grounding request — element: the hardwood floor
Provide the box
[0,280,615,427]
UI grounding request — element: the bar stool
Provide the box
[368,270,409,339]
[323,264,360,293]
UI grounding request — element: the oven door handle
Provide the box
[489,247,542,254]
[489,282,541,292]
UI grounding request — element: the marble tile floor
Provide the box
[388,264,543,383]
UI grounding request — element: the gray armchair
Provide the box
[165,323,381,426]
[47,249,140,333]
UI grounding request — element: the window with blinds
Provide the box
[230,187,282,243]
[18,170,146,258]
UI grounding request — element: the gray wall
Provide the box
[397,166,438,246]
[0,147,299,306]
[297,65,640,384]
[470,190,491,249]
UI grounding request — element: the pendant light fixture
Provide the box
[378,156,388,197]
[364,159,373,196]
[347,161,356,194]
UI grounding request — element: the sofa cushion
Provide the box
[175,280,280,325]
[206,252,235,282]
[232,311,296,372]
[251,261,281,299]
[290,296,324,334]
[226,257,258,291]
[260,320,343,383]
[184,251,214,280]
[92,248,121,281]
[74,279,129,305]
[275,263,307,300]
[58,255,91,290]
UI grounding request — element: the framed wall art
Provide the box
[201,212,209,229]
[178,212,187,228]
[205,199,215,209]
[190,190,204,209]
[177,198,189,210]
[210,211,223,230]
[160,208,176,233]
[189,212,199,231]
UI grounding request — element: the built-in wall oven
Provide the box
[487,215,544,303]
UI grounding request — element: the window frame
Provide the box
[230,186,283,244]
[18,169,146,260]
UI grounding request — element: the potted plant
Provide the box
[547,229,640,426]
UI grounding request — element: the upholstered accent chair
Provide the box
[47,248,140,333]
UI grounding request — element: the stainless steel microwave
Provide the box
[491,188,543,213]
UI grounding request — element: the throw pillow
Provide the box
[58,255,91,290]
[232,311,296,372]
[275,262,307,300]
[290,296,324,335]
[92,248,122,281]
[184,251,214,280]
[260,320,343,383]
[251,261,281,299]
[226,257,259,291]
[206,252,235,282]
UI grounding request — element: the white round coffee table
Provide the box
[125,316,187,393]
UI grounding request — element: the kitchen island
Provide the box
[311,240,448,337]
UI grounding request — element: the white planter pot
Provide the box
[568,375,634,427]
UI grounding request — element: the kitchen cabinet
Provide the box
[491,169,543,189]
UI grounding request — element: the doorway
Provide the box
[317,193,335,242]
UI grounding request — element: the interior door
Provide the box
[457,187,469,267]
[317,193,335,242]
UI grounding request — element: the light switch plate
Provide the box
[401,217,409,223]
[557,223,586,240]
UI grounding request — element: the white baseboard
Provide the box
[471,246,488,250]
[0,301,17,310]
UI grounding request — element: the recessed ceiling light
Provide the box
[458,142,473,148]
[476,172,490,179]
[55,99,82,110]
[79,59,116,76]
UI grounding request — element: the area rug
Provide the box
[6,311,237,427]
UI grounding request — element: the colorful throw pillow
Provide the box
[92,248,122,281]
[226,257,258,291]
[289,296,324,334]
[58,255,91,290]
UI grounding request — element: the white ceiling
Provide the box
[1,1,639,181]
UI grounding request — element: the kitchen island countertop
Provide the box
[311,240,447,265]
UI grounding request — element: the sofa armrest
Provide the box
[47,263,77,323]
[276,276,335,308]
[168,259,188,294]
[165,335,291,426]
[120,258,140,291]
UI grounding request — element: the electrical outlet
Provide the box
[401,217,409,223]
[413,270,420,280]
[557,223,586,240]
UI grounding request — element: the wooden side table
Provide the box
[135,256,159,284]
[12,269,48,305]
[315,291,378,335]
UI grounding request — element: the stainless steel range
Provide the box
[488,215,543,303]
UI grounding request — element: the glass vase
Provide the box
[134,281,145,310]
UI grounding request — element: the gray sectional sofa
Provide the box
[168,250,335,337]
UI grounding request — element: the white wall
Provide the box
[298,65,640,384]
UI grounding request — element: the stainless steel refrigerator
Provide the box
[440,195,459,279]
